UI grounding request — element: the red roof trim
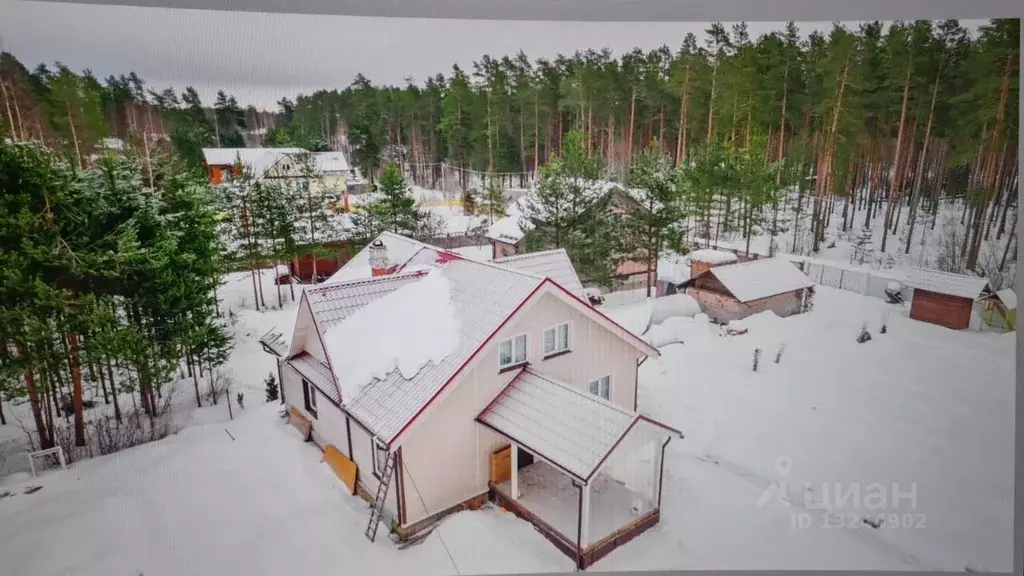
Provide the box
[585,417,641,484]
[386,279,546,449]
[303,292,345,404]
[545,280,661,358]
[477,365,530,419]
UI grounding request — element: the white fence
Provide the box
[787,256,911,302]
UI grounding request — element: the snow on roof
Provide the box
[997,289,1016,309]
[602,298,654,337]
[477,368,679,482]
[324,232,430,284]
[905,268,994,300]
[492,249,585,297]
[687,258,815,303]
[486,215,531,244]
[313,247,544,443]
[286,352,340,404]
[313,151,349,173]
[202,147,304,169]
[689,249,739,265]
[322,268,460,403]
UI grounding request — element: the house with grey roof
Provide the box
[260,234,680,569]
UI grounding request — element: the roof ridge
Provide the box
[493,248,569,263]
[418,244,547,282]
[308,268,428,294]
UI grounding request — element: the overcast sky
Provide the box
[0,1,988,110]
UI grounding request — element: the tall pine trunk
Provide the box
[67,333,86,447]
[905,67,940,254]
[17,342,53,449]
[881,57,914,253]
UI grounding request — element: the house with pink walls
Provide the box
[260,233,682,569]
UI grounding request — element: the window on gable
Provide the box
[588,375,611,401]
[302,379,318,418]
[543,323,570,357]
[499,334,528,370]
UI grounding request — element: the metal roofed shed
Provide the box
[678,258,815,324]
[905,268,1000,331]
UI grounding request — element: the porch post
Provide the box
[580,482,591,547]
[652,439,663,506]
[510,443,520,500]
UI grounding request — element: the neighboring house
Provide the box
[905,269,1002,331]
[202,148,350,207]
[261,234,681,570]
[492,249,586,299]
[202,147,304,185]
[261,150,351,210]
[678,258,816,324]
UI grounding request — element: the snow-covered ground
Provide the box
[0,270,1015,573]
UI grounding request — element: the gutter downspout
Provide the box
[576,481,584,571]
[657,436,675,509]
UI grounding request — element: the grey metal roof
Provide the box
[477,368,643,482]
[286,352,340,405]
[493,249,586,297]
[307,246,544,444]
[906,268,995,300]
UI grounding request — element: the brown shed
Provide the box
[678,258,816,324]
[905,269,1000,330]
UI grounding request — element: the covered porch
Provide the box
[476,368,682,570]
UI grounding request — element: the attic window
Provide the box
[543,323,570,357]
[499,334,528,371]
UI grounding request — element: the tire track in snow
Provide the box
[688,451,941,571]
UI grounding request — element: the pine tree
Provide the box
[357,161,422,237]
[623,145,684,296]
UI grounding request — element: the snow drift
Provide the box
[322,268,460,403]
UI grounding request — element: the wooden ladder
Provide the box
[364,451,395,543]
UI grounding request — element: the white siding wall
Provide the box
[399,289,643,527]
[348,419,400,525]
[282,359,399,525]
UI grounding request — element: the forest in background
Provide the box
[0,17,1019,472]
[1,20,1018,271]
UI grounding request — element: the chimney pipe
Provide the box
[369,239,389,277]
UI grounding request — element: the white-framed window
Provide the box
[371,438,389,477]
[302,379,318,418]
[543,322,571,357]
[499,333,528,370]
[588,375,611,401]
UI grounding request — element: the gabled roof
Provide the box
[681,257,814,303]
[477,367,681,483]
[324,232,431,284]
[997,289,1016,309]
[299,243,660,448]
[493,249,585,297]
[689,249,739,266]
[202,147,304,172]
[906,268,996,300]
[286,352,340,405]
[313,151,349,173]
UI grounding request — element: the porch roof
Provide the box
[476,367,681,484]
[286,352,340,404]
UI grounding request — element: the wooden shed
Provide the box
[905,269,1000,331]
[677,258,815,324]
